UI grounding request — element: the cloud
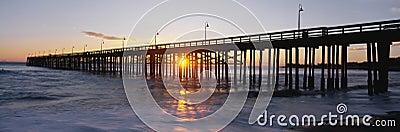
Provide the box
[349,47,367,51]
[82,31,124,40]
[392,42,400,47]
[390,7,400,13]
[349,43,400,50]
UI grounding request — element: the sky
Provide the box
[0,0,399,63]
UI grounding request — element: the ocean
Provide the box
[1,62,399,131]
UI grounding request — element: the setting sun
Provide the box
[181,59,186,66]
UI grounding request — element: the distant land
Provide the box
[285,57,400,71]
[346,57,400,71]
[0,62,25,64]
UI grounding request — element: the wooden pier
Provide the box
[27,19,400,95]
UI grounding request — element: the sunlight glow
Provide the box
[181,59,186,66]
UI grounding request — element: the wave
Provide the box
[0,91,61,101]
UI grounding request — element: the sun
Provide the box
[181,59,186,66]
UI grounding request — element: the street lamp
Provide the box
[154,32,159,45]
[298,4,304,30]
[84,44,87,53]
[122,37,126,49]
[72,46,75,54]
[62,48,65,54]
[55,49,57,55]
[297,4,304,91]
[205,22,209,44]
[101,40,104,51]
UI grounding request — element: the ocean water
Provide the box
[1,62,400,131]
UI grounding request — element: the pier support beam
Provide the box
[267,49,271,86]
[303,46,308,90]
[295,47,299,90]
[308,47,315,90]
[308,47,313,90]
[372,43,378,93]
[377,41,391,93]
[259,50,263,88]
[234,50,238,83]
[275,49,280,89]
[289,48,293,90]
[367,43,373,95]
[225,51,229,83]
[321,45,326,91]
[249,50,253,87]
[149,53,155,77]
[335,45,340,90]
[285,49,288,86]
[327,45,333,90]
[243,50,247,84]
[253,49,256,86]
[341,44,348,89]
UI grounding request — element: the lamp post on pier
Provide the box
[101,40,104,52]
[122,37,126,49]
[84,44,87,53]
[298,4,304,30]
[154,32,159,46]
[204,22,209,45]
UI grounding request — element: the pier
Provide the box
[27,19,400,95]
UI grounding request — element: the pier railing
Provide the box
[31,19,400,58]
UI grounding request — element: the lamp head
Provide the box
[299,4,304,12]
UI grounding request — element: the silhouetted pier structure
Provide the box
[27,19,400,95]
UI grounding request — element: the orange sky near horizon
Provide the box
[1,38,400,65]
[1,0,400,64]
